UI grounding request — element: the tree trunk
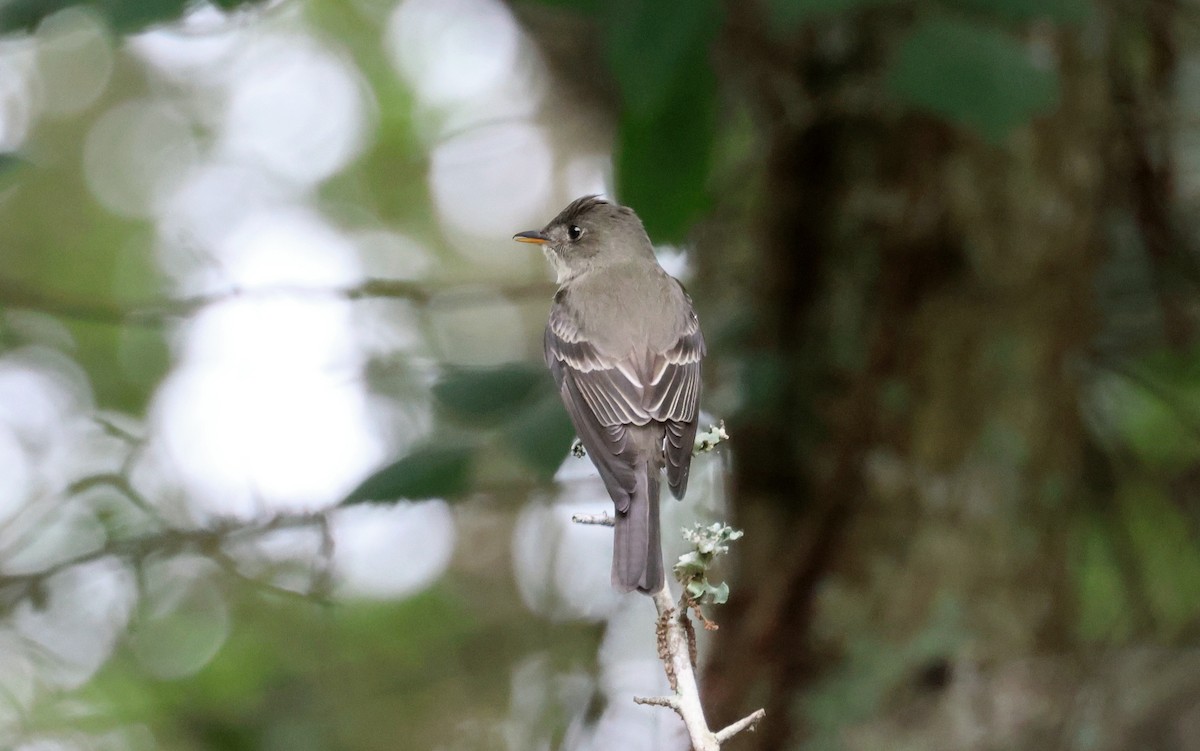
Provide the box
[696,8,1197,748]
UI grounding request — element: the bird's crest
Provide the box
[553,195,632,226]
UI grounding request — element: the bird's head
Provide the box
[513,196,654,283]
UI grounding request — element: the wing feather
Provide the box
[545,285,705,503]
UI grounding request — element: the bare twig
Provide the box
[0,511,329,602]
[642,582,765,750]
[682,611,699,666]
[713,709,767,743]
[633,695,677,708]
[570,511,615,526]
[314,512,337,599]
[0,277,556,328]
[67,472,160,518]
[682,593,720,631]
[210,547,329,604]
[567,432,758,748]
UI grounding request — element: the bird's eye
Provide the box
[567,225,583,241]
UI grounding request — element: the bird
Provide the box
[513,196,706,594]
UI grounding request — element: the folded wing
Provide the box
[544,286,704,504]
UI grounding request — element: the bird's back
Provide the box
[562,260,691,358]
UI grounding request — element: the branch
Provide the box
[210,547,330,605]
[570,511,615,526]
[0,511,330,602]
[714,709,767,743]
[0,277,556,328]
[572,510,764,749]
[637,582,764,750]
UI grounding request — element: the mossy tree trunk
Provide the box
[694,5,1200,748]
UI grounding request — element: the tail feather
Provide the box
[612,461,663,593]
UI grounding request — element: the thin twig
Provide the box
[570,511,615,526]
[210,548,329,605]
[647,582,765,750]
[633,695,677,708]
[570,506,762,747]
[0,512,329,600]
[0,277,556,328]
[713,709,766,743]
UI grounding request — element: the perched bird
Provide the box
[513,196,706,594]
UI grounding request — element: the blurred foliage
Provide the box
[0,0,268,34]
[433,363,546,425]
[515,0,1089,239]
[343,443,475,504]
[767,0,1093,25]
[803,597,967,751]
[518,0,722,241]
[347,361,575,504]
[1117,480,1200,635]
[502,394,578,479]
[885,15,1060,142]
[0,0,1199,747]
[768,0,899,24]
[305,0,431,228]
[1107,349,1200,473]
[1073,477,1200,642]
[77,586,601,750]
[1073,512,1137,642]
[601,0,720,241]
[433,363,577,479]
[948,0,1092,23]
[0,152,26,174]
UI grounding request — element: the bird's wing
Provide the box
[656,301,704,499]
[545,287,704,507]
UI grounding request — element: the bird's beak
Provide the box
[512,230,548,244]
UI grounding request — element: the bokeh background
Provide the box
[0,0,1198,749]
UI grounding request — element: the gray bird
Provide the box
[514,196,706,594]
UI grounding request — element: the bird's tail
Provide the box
[612,457,663,594]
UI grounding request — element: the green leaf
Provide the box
[708,581,730,605]
[0,0,270,35]
[0,0,81,33]
[515,0,601,10]
[0,153,25,175]
[432,362,548,425]
[738,353,791,420]
[614,85,715,242]
[98,0,192,31]
[885,16,1060,142]
[1118,481,1200,634]
[504,395,578,479]
[603,0,721,241]
[674,551,707,576]
[1104,350,1200,472]
[602,0,721,119]
[342,443,474,505]
[1072,515,1134,642]
[768,0,898,25]
[946,0,1092,24]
